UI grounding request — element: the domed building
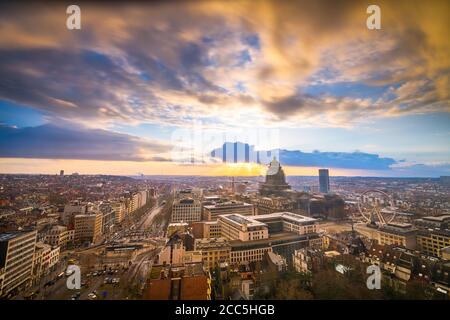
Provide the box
[259,157,291,196]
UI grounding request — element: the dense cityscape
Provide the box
[1,159,449,300]
[0,0,449,310]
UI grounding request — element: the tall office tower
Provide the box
[59,170,64,176]
[319,169,330,194]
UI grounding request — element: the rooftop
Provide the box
[204,201,252,210]
[253,212,317,224]
[422,215,450,222]
[219,214,267,228]
[0,230,35,242]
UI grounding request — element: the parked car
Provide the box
[87,293,97,300]
[71,292,81,300]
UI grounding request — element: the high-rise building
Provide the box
[0,230,37,297]
[59,170,64,176]
[319,169,330,193]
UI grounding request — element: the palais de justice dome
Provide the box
[259,157,291,196]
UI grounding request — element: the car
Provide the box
[71,292,81,300]
[92,271,98,276]
[24,291,37,300]
[87,293,97,300]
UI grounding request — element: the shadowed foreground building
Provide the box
[0,230,37,297]
[143,262,211,300]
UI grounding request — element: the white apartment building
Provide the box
[218,214,269,241]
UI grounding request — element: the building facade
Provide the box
[194,238,231,269]
[319,169,330,194]
[74,213,102,244]
[203,201,254,220]
[0,230,37,297]
[171,198,202,223]
[44,225,74,250]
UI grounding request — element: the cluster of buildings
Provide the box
[0,187,155,298]
[294,214,450,297]
[0,230,60,297]
[57,189,153,245]
[144,159,324,299]
[357,215,450,260]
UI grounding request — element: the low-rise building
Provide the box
[219,214,269,242]
[44,225,74,250]
[143,262,211,300]
[377,223,417,249]
[417,229,450,258]
[167,222,189,237]
[194,238,231,269]
[157,232,196,265]
[203,201,254,220]
[191,221,222,239]
[74,213,102,244]
[33,242,60,280]
[171,198,202,223]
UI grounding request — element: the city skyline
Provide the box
[0,1,449,177]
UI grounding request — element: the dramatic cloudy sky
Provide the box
[0,0,449,176]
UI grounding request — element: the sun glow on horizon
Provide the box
[0,158,405,177]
